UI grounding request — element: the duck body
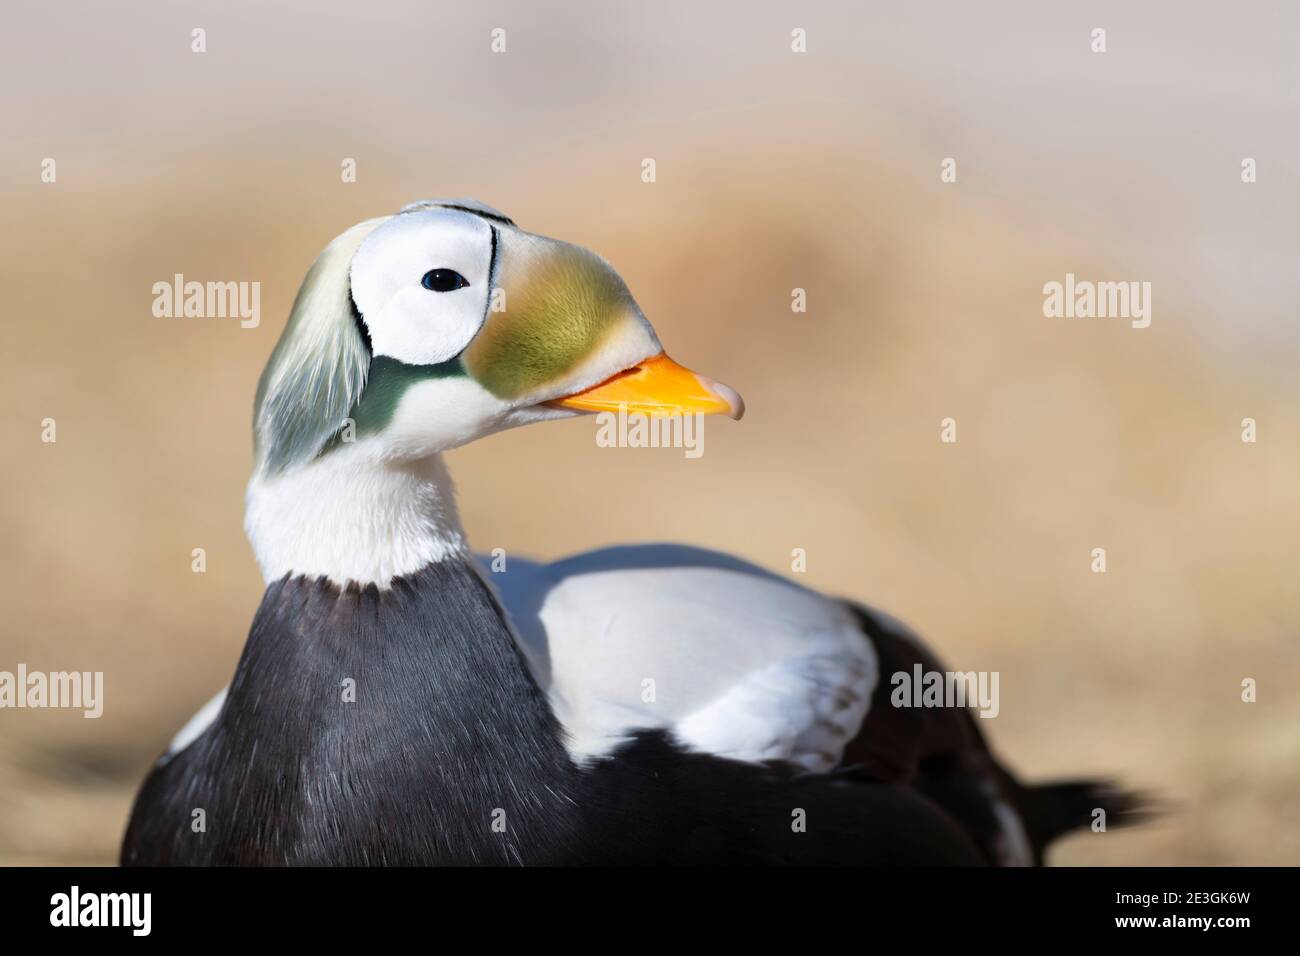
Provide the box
[125,541,1130,866]
[121,556,982,865]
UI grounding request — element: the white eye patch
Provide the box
[349,209,494,365]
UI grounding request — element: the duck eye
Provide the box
[421,268,469,292]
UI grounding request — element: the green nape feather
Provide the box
[253,218,387,476]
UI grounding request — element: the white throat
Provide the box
[245,441,469,588]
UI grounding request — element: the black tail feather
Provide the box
[1014,778,1155,860]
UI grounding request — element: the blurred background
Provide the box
[2,0,1297,864]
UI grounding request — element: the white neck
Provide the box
[245,442,469,589]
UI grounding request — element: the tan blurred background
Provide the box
[2,1,1297,864]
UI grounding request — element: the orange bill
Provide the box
[548,353,745,420]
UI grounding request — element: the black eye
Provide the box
[421,268,469,292]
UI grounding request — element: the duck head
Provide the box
[246,199,743,587]
[253,198,742,476]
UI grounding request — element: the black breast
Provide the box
[121,558,982,866]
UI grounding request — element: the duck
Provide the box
[121,198,1141,865]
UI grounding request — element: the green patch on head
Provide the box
[463,237,635,399]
